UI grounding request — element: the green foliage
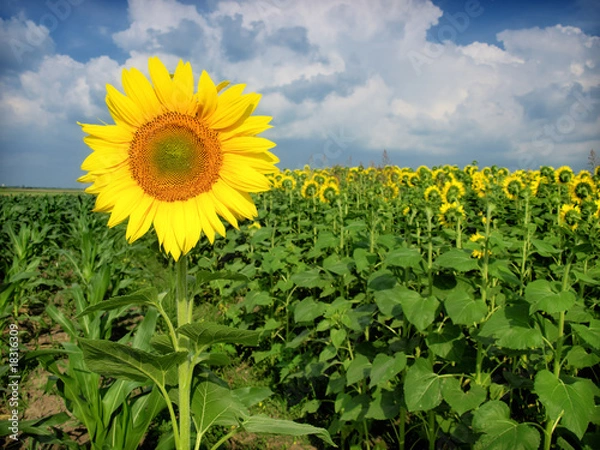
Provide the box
[1,164,599,449]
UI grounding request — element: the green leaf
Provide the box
[436,249,479,272]
[385,247,423,269]
[195,270,248,285]
[346,354,371,386]
[479,302,543,350]
[353,248,376,273]
[241,291,273,313]
[525,280,576,314]
[369,352,406,388]
[365,387,400,420]
[330,328,347,349]
[77,287,158,317]
[191,379,247,437]
[291,269,324,288]
[425,324,465,362]
[374,286,403,318]
[472,400,540,450]
[177,322,260,347]
[79,338,186,386]
[241,414,336,446]
[534,370,596,440]
[444,289,487,325]
[531,239,560,256]
[571,320,600,349]
[294,297,326,323]
[399,288,439,333]
[572,270,600,285]
[404,358,442,412]
[368,270,396,291]
[323,255,352,276]
[565,346,600,369]
[441,378,486,415]
[232,387,273,408]
[336,392,369,421]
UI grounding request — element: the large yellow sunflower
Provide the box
[79,57,278,260]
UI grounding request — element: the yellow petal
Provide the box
[106,84,145,128]
[218,115,272,140]
[221,136,276,153]
[196,70,218,121]
[222,153,279,174]
[219,164,271,192]
[198,193,226,238]
[122,67,163,122]
[81,150,128,172]
[107,186,144,227]
[181,198,202,254]
[126,194,156,242]
[209,191,239,229]
[171,201,188,254]
[149,56,177,111]
[79,122,133,143]
[172,60,197,115]
[83,136,129,153]
[212,180,258,219]
[216,80,230,92]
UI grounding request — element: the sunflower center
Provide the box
[129,112,222,202]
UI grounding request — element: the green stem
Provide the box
[426,208,434,297]
[456,216,462,249]
[176,255,192,450]
[398,407,407,450]
[208,427,239,450]
[543,259,571,450]
[520,196,531,291]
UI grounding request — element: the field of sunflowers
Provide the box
[1,163,599,449]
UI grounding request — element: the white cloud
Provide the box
[0,14,55,69]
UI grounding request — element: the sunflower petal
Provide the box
[106,84,145,128]
[122,67,163,121]
[196,70,218,121]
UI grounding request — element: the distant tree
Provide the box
[588,149,598,171]
[381,149,391,167]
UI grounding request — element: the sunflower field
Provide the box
[1,163,599,449]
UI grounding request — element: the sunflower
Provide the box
[555,166,573,185]
[438,201,465,227]
[569,175,596,204]
[471,249,491,259]
[442,179,465,202]
[469,232,485,243]
[559,204,581,230]
[280,175,296,191]
[319,182,340,203]
[380,182,399,200]
[424,185,442,204]
[301,179,320,199]
[79,57,278,260]
[502,174,524,200]
[471,172,490,198]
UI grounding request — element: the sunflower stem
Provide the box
[176,254,193,450]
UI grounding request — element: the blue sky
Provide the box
[0,0,598,188]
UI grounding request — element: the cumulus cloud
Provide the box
[0,14,55,71]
